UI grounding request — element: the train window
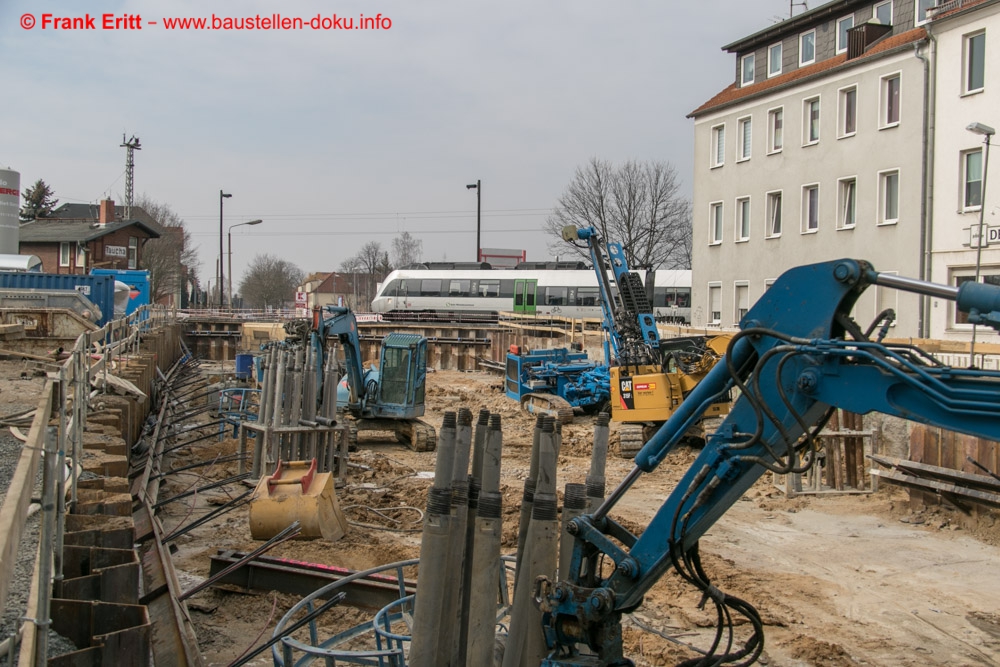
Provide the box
[402,279,421,295]
[420,279,442,296]
[577,287,599,306]
[652,287,667,308]
[499,280,516,298]
[479,280,500,297]
[546,287,568,305]
[676,288,691,308]
[380,279,401,297]
[449,280,471,296]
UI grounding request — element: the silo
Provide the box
[0,169,21,255]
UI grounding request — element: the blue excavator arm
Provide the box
[310,306,368,413]
[540,259,1000,666]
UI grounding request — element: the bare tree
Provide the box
[136,195,200,304]
[239,254,304,309]
[391,231,423,268]
[344,241,389,307]
[544,158,692,269]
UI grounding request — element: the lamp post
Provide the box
[966,121,994,365]
[228,219,263,308]
[219,190,232,307]
[467,180,481,262]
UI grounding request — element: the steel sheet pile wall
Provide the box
[0,307,180,666]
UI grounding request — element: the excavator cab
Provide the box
[369,333,427,419]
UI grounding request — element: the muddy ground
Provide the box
[157,370,1000,667]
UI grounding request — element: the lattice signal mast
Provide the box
[120,134,141,219]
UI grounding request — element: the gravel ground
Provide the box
[0,387,77,658]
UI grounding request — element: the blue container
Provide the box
[235,354,254,380]
[0,272,117,326]
[91,269,151,316]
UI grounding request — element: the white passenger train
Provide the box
[370,262,692,323]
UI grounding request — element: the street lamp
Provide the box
[228,219,263,308]
[966,121,994,365]
[219,190,232,307]
[467,180,481,262]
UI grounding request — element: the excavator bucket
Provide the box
[249,459,348,541]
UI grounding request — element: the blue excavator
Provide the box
[536,258,1000,666]
[310,306,436,451]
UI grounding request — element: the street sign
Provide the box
[295,291,307,305]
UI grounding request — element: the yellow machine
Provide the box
[612,334,732,456]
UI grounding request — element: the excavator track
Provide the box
[520,393,575,424]
[618,423,646,458]
[394,419,437,452]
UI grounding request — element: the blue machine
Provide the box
[91,268,151,316]
[311,306,436,451]
[537,259,1000,666]
[504,346,610,421]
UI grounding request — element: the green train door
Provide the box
[513,279,537,314]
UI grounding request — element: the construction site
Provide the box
[2,248,1000,667]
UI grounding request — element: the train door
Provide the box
[513,279,537,314]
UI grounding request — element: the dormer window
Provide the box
[800,30,816,66]
[837,16,854,54]
[741,53,755,85]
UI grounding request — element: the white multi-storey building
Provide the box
[690,0,998,342]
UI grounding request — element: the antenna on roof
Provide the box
[790,0,808,17]
[120,134,141,220]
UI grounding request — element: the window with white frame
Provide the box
[837,16,854,54]
[874,271,898,326]
[59,242,71,267]
[878,169,899,225]
[953,271,1000,325]
[711,124,725,167]
[964,31,985,94]
[766,191,782,237]
[764,278,776,291]
[916,0,936,25]
[767,107,783,153]
[802,184,819,233]
[803,97,820,144]
[734,282,750,322]
[874,1,892,25]
[710,201,724,244]
[839,85,857,137]
[880,73,900,127]
[741,53,755,86]
[837,177,857,229]
[128,236,138,270]
[963,149,983,210]
[736,196,751,241]
[768,43,782,77]
[76,245,86,272]
[737,116,752,161]
[800,30,816,66]
[708,283,722,325]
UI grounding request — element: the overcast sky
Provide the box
[2,0,796,289]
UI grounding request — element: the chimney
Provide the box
[98,199,115,225]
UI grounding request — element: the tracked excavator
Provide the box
[534,258,1000,665]
[561,225,731,456]
[309,306,437,451]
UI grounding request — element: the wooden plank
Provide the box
[874,469,1000,509]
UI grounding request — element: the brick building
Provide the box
[18,199,161,274]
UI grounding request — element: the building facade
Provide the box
[690,0,998,341]
[925,0,1000,340]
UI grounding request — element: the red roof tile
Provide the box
[689,28,926,118]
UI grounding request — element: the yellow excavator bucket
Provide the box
[249,459,348,541]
